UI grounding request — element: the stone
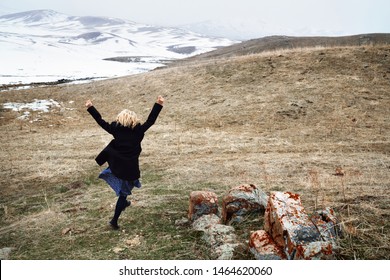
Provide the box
[113,247,124,253]
[249,230,287,260]
[264,191,335,259]
[192,214,221,231]
[214,243,240,260]
[0,247,14,260]
[61,227,72,235]
[294,241,334,260]
[187,191,241,260]
[188,191,219,221]
[202,224,237,247]
[191,214,239,260]
[222,184,268,224]
[311,207,343,243]
[264,191,305,248]
[203,224,239,260]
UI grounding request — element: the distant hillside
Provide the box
[175,33,390,62]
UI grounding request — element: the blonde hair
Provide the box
[116,109,140,129]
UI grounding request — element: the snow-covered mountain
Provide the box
[0,10,237,85]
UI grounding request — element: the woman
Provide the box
[85,95,164,229]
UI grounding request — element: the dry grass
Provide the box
[0,44,389,259]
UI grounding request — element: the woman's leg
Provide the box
[110,195,128,229]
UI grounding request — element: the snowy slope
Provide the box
[0,10,237,85]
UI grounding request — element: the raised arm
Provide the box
[141,96,164,132]
[85,100,114,134]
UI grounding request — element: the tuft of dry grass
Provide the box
[0,44,389,259]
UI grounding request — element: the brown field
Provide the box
[0,43,389,259]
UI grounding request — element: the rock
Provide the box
[222,184,268,224]
[188,188,341,260]
[188,191,219,221]
[191,214,239,260]
[113,247,124,253]
[264,191,335,259]
[295,241,334,260]
[203,224,239,260]
[61,227,72,235]
[174,217,190,227]
[249,230,286,260]
[202,224,237,247]
[214,243,240,260]
[61,226,87,235]
[0,247,14,260]
[192,214,221,231]
[311,207,343,243]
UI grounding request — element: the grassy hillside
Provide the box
[0,42,389,259]
[179,33,390,61]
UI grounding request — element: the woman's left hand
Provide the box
[85,100,93,108]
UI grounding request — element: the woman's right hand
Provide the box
[156,95,164,106]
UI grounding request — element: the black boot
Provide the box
[125,200,131,208]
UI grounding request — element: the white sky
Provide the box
[0,0,389,38]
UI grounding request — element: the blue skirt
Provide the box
[98,167,141,196]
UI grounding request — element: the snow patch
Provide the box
[3,99,61,113]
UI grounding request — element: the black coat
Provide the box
[87,103,163,181]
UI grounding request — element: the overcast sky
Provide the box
[1,0,389,39]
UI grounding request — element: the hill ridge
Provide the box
[177,33,390,62]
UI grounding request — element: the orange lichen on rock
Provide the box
[188,191,219,221]
[222,184,268,224]
[263,191,338,260]
[249,230,287,260]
